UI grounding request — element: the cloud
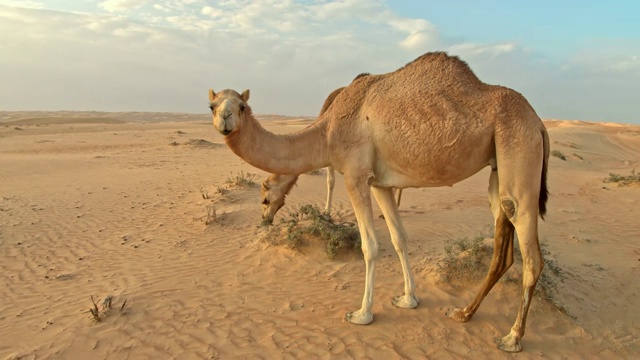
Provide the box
[98,0,150,13]
[447,42,517,58]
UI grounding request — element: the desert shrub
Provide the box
[225,171,257,188]
[604,169,639,186]
[277,204,360,259]
[437,236,491,286]
[551,150,567,161]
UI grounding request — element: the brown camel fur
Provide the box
[260,79,402,224]
[208,51,550,352]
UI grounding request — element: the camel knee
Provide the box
[361,240,379,262]
[391,239,408,255]
[500,198,516,220]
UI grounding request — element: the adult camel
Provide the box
[208,52,549,352]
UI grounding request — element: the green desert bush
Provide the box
[276,204,360,259]
[604,169,639,186]
[551,150,567,161]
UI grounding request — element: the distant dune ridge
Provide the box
[1,111,639,358]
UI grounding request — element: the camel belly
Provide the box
[371,131,495,188]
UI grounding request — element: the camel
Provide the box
[260,80,402,225]
[208,51,549,352]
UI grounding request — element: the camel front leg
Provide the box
[344,175,378,325]
[371,187,418,309]
[324,166,335,214]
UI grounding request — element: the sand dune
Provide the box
[1,112,639,359]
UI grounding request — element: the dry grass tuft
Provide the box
[88,294,127,322]
[225,171,257,188]
[204,204,222,225]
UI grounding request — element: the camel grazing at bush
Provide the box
[260,80,401,225]
[208,51,549,352]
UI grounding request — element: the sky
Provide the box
[0,1,639,124]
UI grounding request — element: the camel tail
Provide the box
[539,128,550,219]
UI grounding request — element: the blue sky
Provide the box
[0,0,639,124]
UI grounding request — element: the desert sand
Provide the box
[1,111,639,359]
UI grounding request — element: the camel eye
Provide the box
[262,198,270,205]
[239,103,246,112]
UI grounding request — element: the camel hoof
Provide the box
[392,295,419,309]
[345,310,373,325]
[445,307,471,323]
[494,334,523,353]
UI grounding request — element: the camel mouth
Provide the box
[220,129,232,136]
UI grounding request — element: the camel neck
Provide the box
[224,113,330,175]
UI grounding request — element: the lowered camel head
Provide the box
[209,88,250,136]
[260,174,299,225]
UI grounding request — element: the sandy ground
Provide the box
[1,112,639,359]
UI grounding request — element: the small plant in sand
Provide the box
[551,150,567,161]
[305,168,323,175]
[215,185,229,195]
[225,171,257,188]
[437,236,491,287]
[535,241,570,315]
[200,187,211,200]
[604,169,639,186]
[88,295,127,322]
[204,204,222,225]
[273,204,361,259]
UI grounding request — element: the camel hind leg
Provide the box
[492,129,545,352]
[446,167,515,322]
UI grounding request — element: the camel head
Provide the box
[208,88,250,136]
[260,176,286,226]
[259,174,299,226]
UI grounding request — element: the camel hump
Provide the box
[398,51,484,88]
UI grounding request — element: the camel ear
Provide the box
[241,89,250,102]
[208,89,216,102]
[261,181,270,191]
